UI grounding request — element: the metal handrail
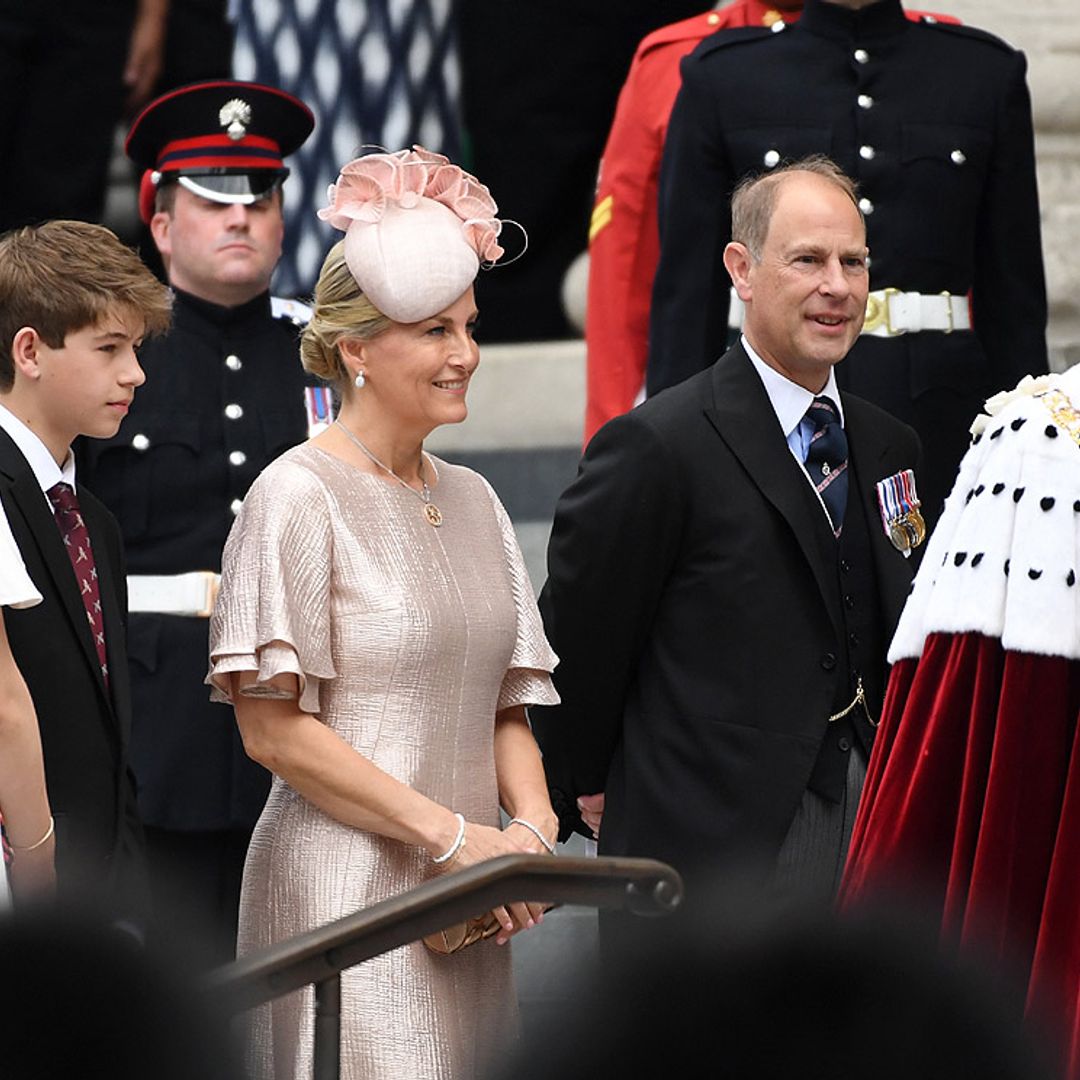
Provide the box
[203,854,681,1079]
[204,854,682,1016]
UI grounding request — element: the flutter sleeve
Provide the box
[207,456,336,713]
[479,477,560,712]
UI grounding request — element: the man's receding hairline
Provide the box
[758,170,865,250]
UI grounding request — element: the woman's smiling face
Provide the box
[342,286,481,438]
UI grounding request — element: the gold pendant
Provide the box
[425,503,443,527]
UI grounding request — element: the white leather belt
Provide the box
[127,571,221,618]
[862,288,971,337]
[726,286,972,336]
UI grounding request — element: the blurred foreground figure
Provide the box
[841,366,1080,1079]
[489,886,1053,1080]
[0,906,241,1080]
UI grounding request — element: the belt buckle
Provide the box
[863,287,902,336]
[196,571,220,619]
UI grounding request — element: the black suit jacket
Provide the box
[647,0,1046,522]
[0,429,144,908]
[532,345,919,886]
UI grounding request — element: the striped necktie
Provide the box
[803,396,848,536]
[47,482,108,685]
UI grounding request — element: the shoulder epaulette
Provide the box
[271,296,313,327]
[693,24,777,62]
[916,19,1017,54]
[905,10,961,25]
[636,11,730,60]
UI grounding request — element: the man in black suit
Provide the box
[532,159,920,921]
[647,0,1047,528]
[0,220,171,913]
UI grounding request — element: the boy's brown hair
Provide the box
[0,220,172,391]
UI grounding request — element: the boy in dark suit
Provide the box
[0,220,171,914]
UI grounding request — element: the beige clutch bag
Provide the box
[422,911,501,955]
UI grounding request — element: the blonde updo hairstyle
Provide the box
[300,239,392,389]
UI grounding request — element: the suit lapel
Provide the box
[0,430,112,707]
[702,346,844,633]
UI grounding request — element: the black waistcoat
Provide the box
[806,452,885,803]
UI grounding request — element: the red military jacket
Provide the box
[584,1,959,445]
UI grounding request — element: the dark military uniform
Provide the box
[648,0,1048,523]
[77,288,319,961]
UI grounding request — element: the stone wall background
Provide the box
[929,0,1080,371]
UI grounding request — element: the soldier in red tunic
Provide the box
[584,2,803,445]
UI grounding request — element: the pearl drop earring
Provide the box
[354,371,366,389]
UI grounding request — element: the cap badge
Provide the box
[219,99,252,141]
[876,468,925,558]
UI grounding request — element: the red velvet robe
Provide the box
[841,634,1080,1077]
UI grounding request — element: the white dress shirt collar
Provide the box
[741,335,845,440]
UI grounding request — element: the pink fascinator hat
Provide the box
[317,146,512,323]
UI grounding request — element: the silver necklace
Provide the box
[335,420,443,526]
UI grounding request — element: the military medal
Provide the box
[876,469,925,557]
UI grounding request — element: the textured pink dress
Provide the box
[209,442,558,1080]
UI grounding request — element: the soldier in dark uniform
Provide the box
[78,81,328,966]
[648,0,1048,526]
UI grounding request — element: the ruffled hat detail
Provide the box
[317,146,506,323]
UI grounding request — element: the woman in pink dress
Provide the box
[209,147,560,1080]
